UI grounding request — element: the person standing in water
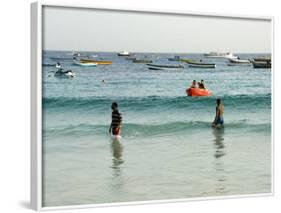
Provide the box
[212,99,224,128]
[109,102,122,136]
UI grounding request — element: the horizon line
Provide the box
[43,49,271,54]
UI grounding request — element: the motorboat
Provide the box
[252,61,271,69]
[54,68,75,78]
[79,58,112,65]
[228,58,251,64]
[168,56,181,61]
[204,51,238,59]
[253,57,271,62]
[66,51,80,57]
[147,63,184,69]
[187,61,216,68]
[73,60,97,67]
[117,51,131,56]
[251,57,271,68]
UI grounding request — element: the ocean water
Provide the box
[42,51,272,207]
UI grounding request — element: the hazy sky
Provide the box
[43,6,271,53]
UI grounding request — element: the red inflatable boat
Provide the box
[186,88,212,97]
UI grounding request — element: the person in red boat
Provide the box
[191,80,197,88]
[198,79,206,89]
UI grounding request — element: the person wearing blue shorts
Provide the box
[212,99,224,128]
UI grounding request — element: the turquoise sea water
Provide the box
[42,51,271,207]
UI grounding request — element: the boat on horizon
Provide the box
[204,51,238,59]
[49,56,75,61]
[168,56,182,61]
[117,51,131,56]
[66,51,81,57]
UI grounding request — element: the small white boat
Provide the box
[54,69,76,78]
[117,51,130,56]
[228,58,251,64]
[73,60,97,67]
[204,51,238,59]
[55,63,62,69]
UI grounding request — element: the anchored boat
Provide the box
[117,51,130,56]
[204,52,238,59]
[168,56,181,61]
[73,60,97,67]
[147,63,184,70]
[252,58,271,69]
[187,61,216,68]
[253,57,271,62]
[252,61,271,68]
[228,58,251,64]
[79,58,112,65]
[227,58,251,66]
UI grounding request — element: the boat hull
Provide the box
[79,59,112,65]
[187,62,216,68]
[147,63,184,69]
[118,51,130,56]
[73,61,97,67]
[179,59,193,63]
[252,61,271,68]
[133,59,153,63]
[148,67,163,70]
[186,88,212,97]
[228,58,251,64]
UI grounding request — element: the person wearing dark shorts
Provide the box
[212,99,224,128]
[109,102,122,135]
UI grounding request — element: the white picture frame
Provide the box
[31,1,274,211]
